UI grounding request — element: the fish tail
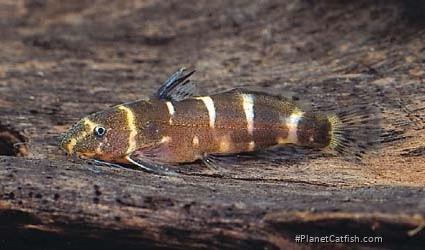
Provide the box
[327,105,382,160]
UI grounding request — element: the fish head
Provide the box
[60,106,136,162]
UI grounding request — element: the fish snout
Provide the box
[60,133,74,155]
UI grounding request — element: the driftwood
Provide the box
[1,1,425,249]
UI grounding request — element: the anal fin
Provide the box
[202,155,232,176]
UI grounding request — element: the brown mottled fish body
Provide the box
[61,69,379,174]
[127,89,316,163]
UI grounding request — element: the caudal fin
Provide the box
[327,106,382,160]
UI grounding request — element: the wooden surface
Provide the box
[1,0,424,249]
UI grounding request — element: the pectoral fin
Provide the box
[126,142,179,176]
[125,155,177,176]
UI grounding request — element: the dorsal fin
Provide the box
[155,68,196,101]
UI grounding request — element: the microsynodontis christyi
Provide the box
[61,68,380,174]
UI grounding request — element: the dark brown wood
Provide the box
[1,1,424,249]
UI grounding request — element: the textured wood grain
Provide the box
[0,0,424,249]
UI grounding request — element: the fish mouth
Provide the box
[64,150,96,162]
[78,152,96,159]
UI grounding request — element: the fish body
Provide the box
[61,69,379,174]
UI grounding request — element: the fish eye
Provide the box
[94,126,106,137]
